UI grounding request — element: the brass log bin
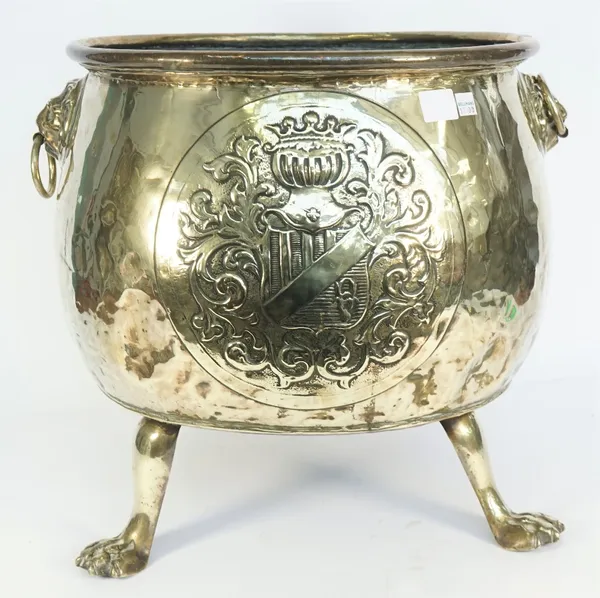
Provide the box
[31,32,568,577]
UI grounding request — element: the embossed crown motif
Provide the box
[265,111,355,189]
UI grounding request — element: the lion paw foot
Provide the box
[76,535,148,578]
[492,512,565,551]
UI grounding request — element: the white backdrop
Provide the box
[0,1,598,596]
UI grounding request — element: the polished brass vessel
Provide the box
[31,32,568,577]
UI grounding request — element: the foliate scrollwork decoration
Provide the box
[178,110,446,390]
[345,131,444,365]
[178,136,273,347]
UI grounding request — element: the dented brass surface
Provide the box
[31,33,568,575]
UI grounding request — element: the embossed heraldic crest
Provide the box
[156,93,465,407]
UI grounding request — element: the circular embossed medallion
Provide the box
[156,92,465,409]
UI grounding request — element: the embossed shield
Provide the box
[263,227,370,329]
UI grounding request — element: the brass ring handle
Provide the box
[31,132,57,198]
[536,75,568,139]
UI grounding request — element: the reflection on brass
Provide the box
[31,33,568,576]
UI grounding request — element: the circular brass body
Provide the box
[32,32,567,433]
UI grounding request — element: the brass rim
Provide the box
[67,32,539,74]
[31,133,57,198]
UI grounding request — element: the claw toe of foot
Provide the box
[494,512,565,551]
[75,537,147,578]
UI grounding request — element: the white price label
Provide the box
[418,89,459,123]
[419,89,478,122]
[455,92,477,117]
